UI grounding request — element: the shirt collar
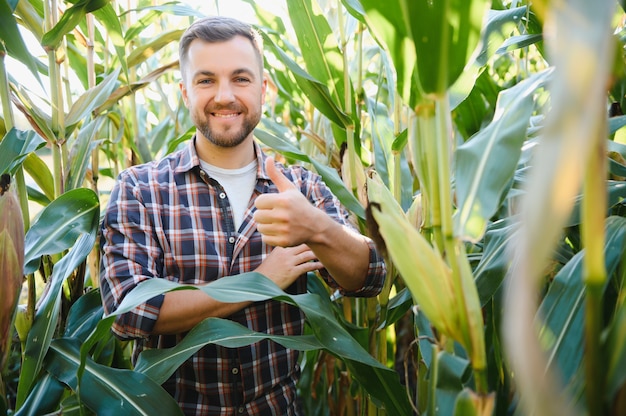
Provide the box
[179,135,272,180]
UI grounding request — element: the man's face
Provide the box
[180,36,266,149]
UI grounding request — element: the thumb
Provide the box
[265,157,296,192]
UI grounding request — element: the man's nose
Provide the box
[215,82,235,103]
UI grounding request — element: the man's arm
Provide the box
[254,157,379,293]
[152,244,323,334]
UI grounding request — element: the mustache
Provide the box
[207,104,244,112]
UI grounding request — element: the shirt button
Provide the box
[228,236,236,244]
[219,192,226,199]
[238,406,245,414]
[232,367,239,375]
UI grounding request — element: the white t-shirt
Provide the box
[199,159,258,230]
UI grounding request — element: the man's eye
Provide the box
[198,79,213,85]
[235,77,250,83]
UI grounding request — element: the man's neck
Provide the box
[195,136,256,169]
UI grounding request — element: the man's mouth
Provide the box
[212,111,240,118]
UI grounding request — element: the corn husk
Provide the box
[0,175,25,370]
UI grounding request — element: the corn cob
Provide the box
[0,173,25,371]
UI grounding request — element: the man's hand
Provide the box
[254,157,325,247]
[255,244,323,290]
[254,156,371,292]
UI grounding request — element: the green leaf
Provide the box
[64,289,106,341]
[16,232,97,408]
[41,0,110,48]
[367,173,461,341]
[261,31,352,129]
[110,274,413,415]
[45,338,184,416]
[65,69,120,136]
[496,34,543,55]
[450,7,526,110]
[538,216,626,385]
[0,0,42,84]
[13,374,67,416]
[127,29,184,68]
[606,294,626,401]
[286,0,358,136]
[474,220,518,305]
[135,318,322,384]
[23,153,55,202]
[93,4,128,80]
[65,117,106,191]
[407,0,490,95]
[0,128,46,175]
[24,188,100,274]
[359,0,416,105]
[9,86,56,144]
[436,351,470,416]
[455,69,551,241]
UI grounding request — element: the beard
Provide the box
[194,105,261,148]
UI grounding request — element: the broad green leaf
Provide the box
[359,0,416,105]
[127,29,184,68]
[474,220,518,305]
[496,34,543,55]
[24,188,99,274]
[567,181,626,227]
[14,374,66,416]
[287,0,359,138]
[94,61,180,115]
[0,128,46,175]
[135,318,322,384]
[12,0,44,42]
[65,69,120,135]
[23,153,55,202]
[436,351,470,416]
[609,115,626,134]
[45,338,184,416]
[367,173,461,341]
[471,7,529,68]
[255,127,365,219]
[9,85,56,144]
[93,4,128,80]
[455,69,552,242]
[0,0,42,83]
[361,0,488,100]
[450,6,526,110]
[111,274,413,414]
[538,217,626,386]
[261,31,352,129]
[16,232,97,407]
[606,297,626,401]
[64,289,106,341]
[407,0,489,95]
[41,0,110,48]
[65,117,106,191]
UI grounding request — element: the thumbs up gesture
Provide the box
[254,157,324,247]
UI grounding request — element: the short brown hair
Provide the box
[179,16,264,82]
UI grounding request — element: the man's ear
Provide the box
[180,80,189,108]
[261,72,268,105]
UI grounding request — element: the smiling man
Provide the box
[99,16,386,416]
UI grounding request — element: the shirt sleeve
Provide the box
[99,170,165,340]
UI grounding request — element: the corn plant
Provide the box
[1,0,626,415]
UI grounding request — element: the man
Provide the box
[100,16,385,415]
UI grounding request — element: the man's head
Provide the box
[179,16,264,85]
[178,16,267,156]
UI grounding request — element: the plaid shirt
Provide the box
[100,139,386,416]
